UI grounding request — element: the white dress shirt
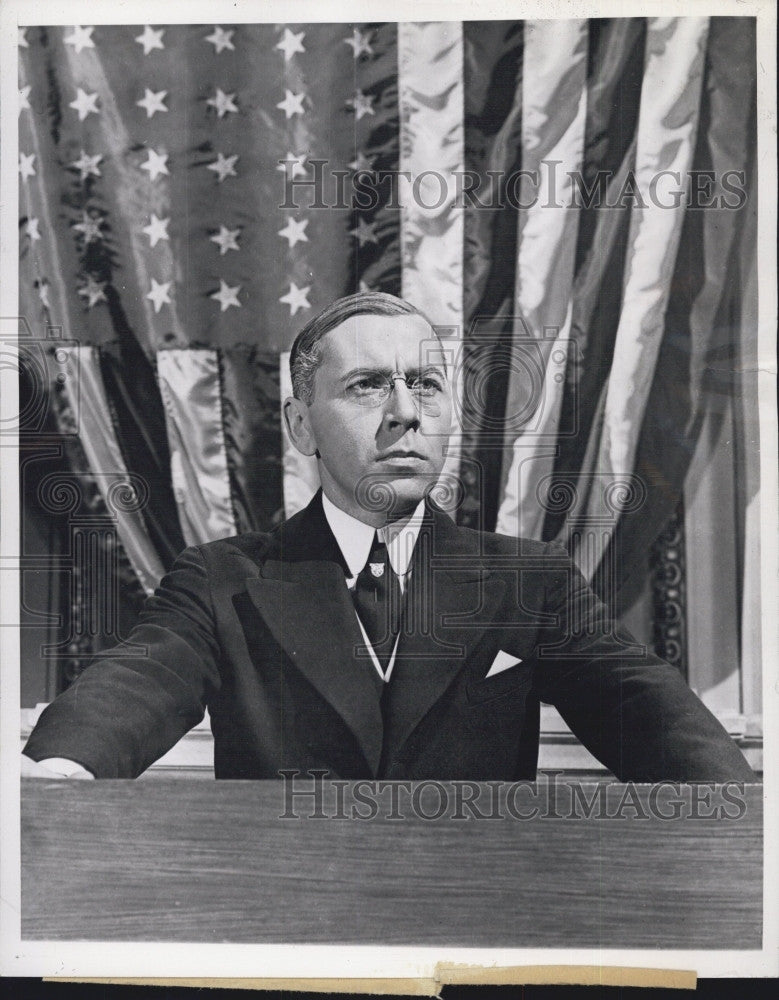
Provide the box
[322,492,425,682]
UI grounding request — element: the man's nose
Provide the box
[383,378,420,433]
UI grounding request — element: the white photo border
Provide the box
[1,0,776,981]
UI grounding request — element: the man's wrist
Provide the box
[29,756,94,779]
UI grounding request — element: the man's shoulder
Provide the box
[185,528,278,572]
[433,509,566,562]
[472,525,551,557]
[184,501,316,568]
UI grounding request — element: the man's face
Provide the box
[288,312,453,523]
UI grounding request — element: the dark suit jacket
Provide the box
[24,490,754,781]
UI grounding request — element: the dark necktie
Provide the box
[351,533,403,676]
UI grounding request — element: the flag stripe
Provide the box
[461,21,524,325]
[156,349,237,545]
[574,18,646,270]
[496,19,589,538]
[546,140,638,548]
[220,346,284,533]
[687,17,756,426]
[598,16,756,613]
[545,19,648,543]
[458,22,524,530]
[398,21,465,509]
[63,347,166,594]
[99,341,187,568]
[574,17,710,580]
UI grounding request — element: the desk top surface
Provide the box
[21,779,763,949]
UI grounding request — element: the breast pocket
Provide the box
[466,658,534,706]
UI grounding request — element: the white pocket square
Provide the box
[485,650,522,678]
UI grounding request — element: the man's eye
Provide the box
[411,376,443,395]
[349,376,384,392]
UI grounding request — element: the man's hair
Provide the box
[289,291,429,404]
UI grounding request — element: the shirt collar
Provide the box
[321,491,426,579]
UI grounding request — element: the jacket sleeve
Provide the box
[23,545,221,778]
[531,542,755,782]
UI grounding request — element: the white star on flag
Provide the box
[26,218,42,242]
[279,282,311,316]
[211,279,242,311]
[206,153,239,182]
[344,28,373,58]
[276,89,305,119]
[205,26,235,53]
[349,218,378,246]
[135,25,165,55]
[276,27,305,62]
[136,88,168,118]
[140,149,170,181]
[19,153,36,181]
[19,28,29,47]
[276,152,308,179]
[207,88,238,118]
[19,85,31,114]
[142,214,170,247]
[349,152,374,172]
[78,276,107,308]
[69,88,100,121]
[65,26,95,54]
[72,211,103,243]
[210,226,241,255]
[147,278,172,313]
[347,90,375,121]
[70,150,103,180]
[278,217,309,248]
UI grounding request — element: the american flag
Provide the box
[18,19,758,702]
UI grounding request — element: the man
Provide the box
[23,292,754,781]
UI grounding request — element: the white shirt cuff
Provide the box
[35,757,94,778]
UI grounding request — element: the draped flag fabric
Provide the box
[495,18,588,541]
[18,20,757,690]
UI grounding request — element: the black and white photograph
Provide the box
[1,0,776,986]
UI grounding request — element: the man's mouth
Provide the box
[377,450,427,462]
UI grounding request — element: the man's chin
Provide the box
[354,471,432,520]
[386,474,429,505]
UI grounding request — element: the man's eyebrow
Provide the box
[339,366,394,383]
[339,364,448,382]
[408,365,448,380]
[415,363,448,375]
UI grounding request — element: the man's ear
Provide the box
[283,396,318,457]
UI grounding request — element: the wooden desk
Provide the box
[22,779,762,948]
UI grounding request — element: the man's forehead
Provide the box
[320,313,446,368]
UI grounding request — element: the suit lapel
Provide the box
[245,492,384,776]
[381,506,506,768]
[244,492,507,776]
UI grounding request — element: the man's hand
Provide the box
[21,755,94,779]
